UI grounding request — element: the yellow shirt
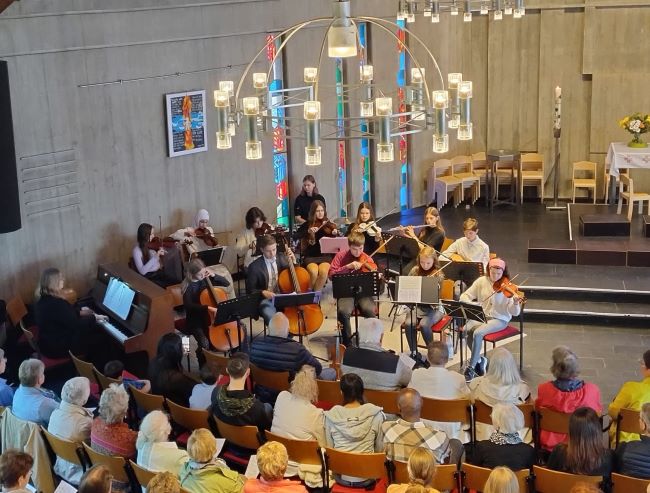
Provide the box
[608,376,650,443]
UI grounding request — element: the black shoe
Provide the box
[464,366,479,382]
[475,356,488,376]
[411,352,430,369]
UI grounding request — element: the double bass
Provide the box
[199,275,246,352]
[277,243,324,337]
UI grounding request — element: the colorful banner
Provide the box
[396,19,409,210]
[335,58,348,219]
[358,22,371,204]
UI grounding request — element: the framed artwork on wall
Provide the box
[165,90,207,157]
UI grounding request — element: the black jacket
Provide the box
[245,254,289,295]
[615,435,650,479]
[250,335,322,376]
[294,193,326,221]
[34,295,95,358]
[470,440,535,471]
[211,386,272,432]
[183,274,230,332]
[148,362,195,407]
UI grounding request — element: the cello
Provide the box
[277,242,324,337]
[199,275,246,352]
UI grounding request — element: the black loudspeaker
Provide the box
[0,60,20,233]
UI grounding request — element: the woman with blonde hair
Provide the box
[483,466,519,493]
[243,441,308,493]
[387,447,439,493]
[147,471,181,493]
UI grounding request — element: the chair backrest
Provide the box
[130,386,166,413]
[440,279,454,301]
[94,369,122,392]
[573,161,597,178]
[249,364,290,392]
[166,399,212,432]
[129,460,156,489]
[433,159,454,178]
[471,152,488,171]
[364,389,400,415]
[41,426,86,468]
[316,379,341,405]
[616,407,642,447]
[611,472,650,493]
[619,174,633,195]
[214,417,261,450]
[69,351,99,385]
[521,152,544,172]
[82,442,129,483]
[451,155,472,174]
[421,397,472,424]
[441,237,454,252]
[532,465,601,493]
[264,431,323,466]
[324,447,388,480]
[19,325,39,353]
[6,296,28,327]
[536,407,571,435]
[461,463,528,493]
[202,349,230,376]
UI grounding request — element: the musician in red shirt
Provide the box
[328,232,378,346]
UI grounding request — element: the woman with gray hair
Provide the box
[469,403,535,470]
[136,410,189,475]
[535,345,602,451]
[48,377,93,485]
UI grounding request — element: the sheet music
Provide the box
[245,455,260,478]
[53,481,77,493]
[397,276,422,304]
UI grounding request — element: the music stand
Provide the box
[332,271,380,346]
[273,292,322,344]
[195,246,225,266]
[213,293,262,350]
[381,232,420,274]
[394,276,440,355]
[320,236,349,254]
[440,299,486,367]
[441,261,484,288]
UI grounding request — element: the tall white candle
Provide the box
[553,86,562,130]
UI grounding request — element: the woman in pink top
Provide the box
[535,346,602,451]
[243,441,307,493]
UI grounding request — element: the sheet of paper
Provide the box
[245,454,260,479]
[397,276,421,304]
[216,438,225,456]
[53,481,77,493]
[399,352,417,369]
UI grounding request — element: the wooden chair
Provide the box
[451,155,480,204]
[604,163,628,203]
[472,401,535,443]
[572,161,597,203]
[41,427,88,476]
[615,407,642,448]
[441,237,454,252]
[324,448,388,491]
[249,364,290,392]
[69,351,99,386]
[202,349,230,376]
[317,379,342,406]
[93,369,122,392]
[129,460,156,489]
[391,460,459,490]
[428,159,462,210]
[82,442,130,483]
[460,463,528,492]
[364,389,401,415]
[471,151,489,181]
[214,417,261,450]
[166,399,213,434]
[264,431,323,468]
[611,472,650,493]
[617,174,650,221]
[130,386,166,414]
[532,465,601,493]
[6,295,29,331]
[520,152,545,202]
[421,397,473,427]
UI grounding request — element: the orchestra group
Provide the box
[34,173,523,383]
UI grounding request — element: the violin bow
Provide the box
[355,235,396,272]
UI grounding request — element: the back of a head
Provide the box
[137,410,172,449]
[147,471,181,493]
[406,447,436,487]
[569,482,603,493]
[340,373,364,405]
[398,388,423,418]
[427,341,449,366]
[357,318,383,345]
[61,376,91,406]
[640,402,650,434]
[643,349,650,371]
[257,441,289,481]
[103,360,124,379]
[551,345,580,380]
[227,352,250,379]
[156,333,183,369]
[491,403,525,435]
[98,383,130,424]
[200,365,217,385]
[566,407,605,474]
[78,465,112,493]
[0,450,34,489]
[187,428,217,463]
[483,466,519,493]
[268,312,290,338]
[18,358,44,387]
[290,365,318,403]
[486,348,521,386]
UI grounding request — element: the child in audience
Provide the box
[104,360,151,393]
[0,450,34,493]
[442,217,490,269]
[189,365,217,410]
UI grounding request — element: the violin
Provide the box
[493,276,527,303]
[355,221,382,237]
[199,275,245,352]
[307,218,339,245]
[146,236,177,251]
[254,222,275,236]
[194,227,219,247]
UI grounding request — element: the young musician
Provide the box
[347,202,382,255]
[300,200,338,292]
[181,258,231,365]
[442,217,489,269]
[405,206,445,253]
[294,175,326,225]
[245,234,296,325]
[328,232,378,347]
[133,223,180,288]
[235,207,267,269]
[404,247,445,359]
[459,257,521,381]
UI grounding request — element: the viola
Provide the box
[146,236,177,250]
[307,218,338,245]
[194,227,219,247]
[493,276,527,303]
[199,275,245,352]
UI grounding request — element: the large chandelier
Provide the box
[212,0,521,165]
[398,0,525,22]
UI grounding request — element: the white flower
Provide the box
[630,119,642,133]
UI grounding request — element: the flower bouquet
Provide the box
[619,113,650,148]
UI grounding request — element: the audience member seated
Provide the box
[136,410,189,476]
[91,383,137,459]
[104,360,151,393]
[536,346,602,451]
[149,333,196,407]
[251,313,337,381]
[615,402,650,479]
[547,407,614,478]
[12,359,59,426]
[409,341,470,442]
[468,403,535,471]
[382,388,460,465]
[243,441,308,493]
[324,373,385,487]
[609,349,650,444]
[190,366,218,410]
[470,348,530,441]
[483,466,519,493]
[78,465,112,493]
[0,450,34,493]
[48,376,93,485]
[569,483,604,493]
[0,349,14,407]
[179,428,244,493]
[386,447,440,493]
[211,352,272,431]
[147,471,182,493]
[271,365,325,486]
[340,318,412,391]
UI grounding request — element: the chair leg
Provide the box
[592,187,596,204]
[617,196,623,214]
[628,200,633,222]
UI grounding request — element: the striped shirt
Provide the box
[381,419,450,464]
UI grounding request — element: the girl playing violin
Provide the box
[459,257,521,382]
[348,202,382,255]
[300,200,338,292]
[294,174,326,225]
[403,247,445,359]
[235,207,267,270]
[181,258,231,366]
[133,223,180,288]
